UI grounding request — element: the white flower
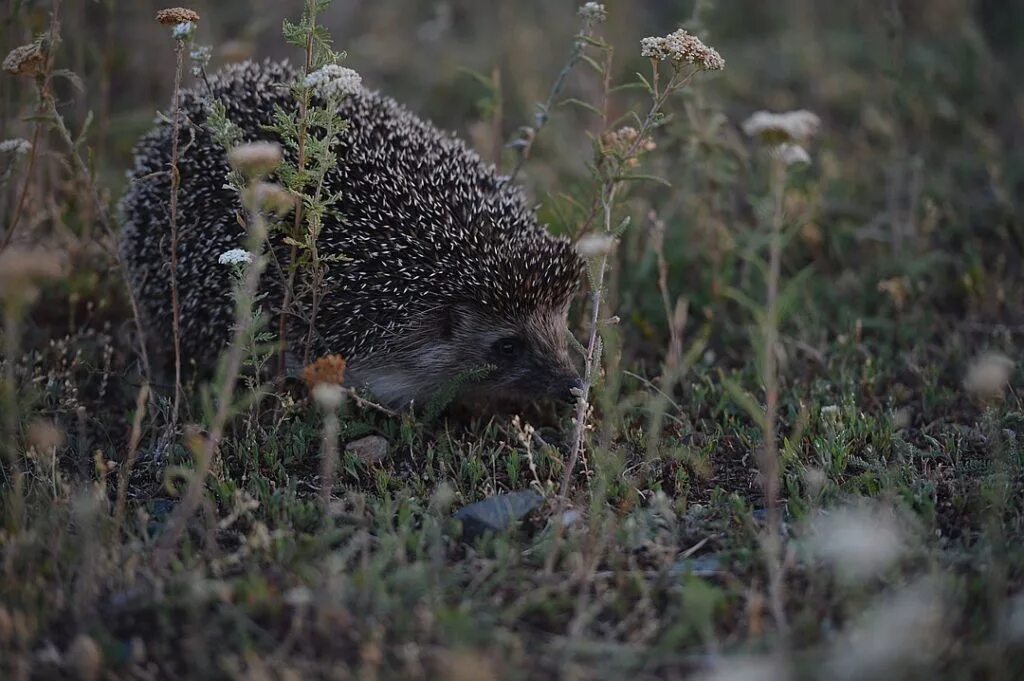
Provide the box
[578,2,607,23]
[171,22,195,40]
[819,404,841,423]
[773,143,811,166]
[0,138,31,155]
[826,579,947,680]
[742,110,821,143]
[963,352,1014,400]
[312,383,344,410]
[641,29,724,71]
[805,503,907,581]
[303,64,362,98]
[218,249,253,266]
[576,233,617,258]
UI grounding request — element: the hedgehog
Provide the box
[119,60,586,409]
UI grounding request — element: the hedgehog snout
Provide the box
[564,376,586,402]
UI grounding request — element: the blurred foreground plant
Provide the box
[532,13,724,572]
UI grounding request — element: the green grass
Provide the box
[2,1,1023,679]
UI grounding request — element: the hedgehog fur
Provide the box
[119,60,586,408]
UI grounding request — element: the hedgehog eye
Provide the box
[494,337,523,358]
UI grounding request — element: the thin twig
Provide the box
[319,402,340,507]
[0,0,62,253]
[115,383,150,530]
[0,124,43,253]
[152,184,270,569]
[278,9,317,378]
[167,36,187,423]
[760,155,788,634]
[507,22,596,182]
[343,387,399,418]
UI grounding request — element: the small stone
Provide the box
[669,553,722,578]
[345,435,389,464]
[454,490,543,540]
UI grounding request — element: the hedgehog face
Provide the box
[469,306,583,404]
[347,302,580,410]
[428,302,582,406]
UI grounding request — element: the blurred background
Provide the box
[2,2,1024,677]
[3,0,1023,364]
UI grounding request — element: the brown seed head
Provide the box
[155,7,200,25]
[3,42,45,77]
[303,355,347,389]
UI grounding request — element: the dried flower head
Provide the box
[227,141,283,178]
[251,182,295,216]
[578,2,607,24]
[641,29,724,71]
[742,110,821,144]
[963,352,1014,400]
[303,64,363,98]
[602,126,656,163]
[155,7,200,25]
[3,41,45,77]
[303,354,348,389]
[217,249,253,266]
[0,138,31,155]
[876,276,910,311]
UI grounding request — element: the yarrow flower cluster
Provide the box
[640,29,724,71]
[0,138,32,155]
[742,110,821,144]
[218,249,253,266]
[578,2,607,24]
[303,64,363,98]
